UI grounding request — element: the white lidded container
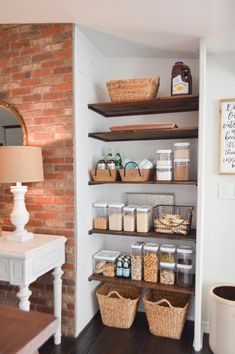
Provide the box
[93,250,120,277]
[174,159,190,180]
[156,165,173,181]
[174,142,190,159]
[131,241,145,281]
[160,262,175,285]
[176,263,193,287]
[108,203,125,231]
[156,149,172,166]
[136,205,152,232]
[176,245,193,266]
[160,244,176,263]
[93,202,109,230]
[143,242,159,283]
[123,205,137,232]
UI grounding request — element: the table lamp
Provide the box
[0,146,44,242]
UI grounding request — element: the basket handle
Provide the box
[107,290,125,300]
[155,299,173,308]
[95,161,112,176]
[124,161,142,177]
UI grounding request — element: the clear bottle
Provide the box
[97,156,106,170]
[115,149,122,169]
[107,149,115,170]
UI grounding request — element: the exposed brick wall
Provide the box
[0,24,76,336]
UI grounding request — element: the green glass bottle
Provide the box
[115,149,122,169]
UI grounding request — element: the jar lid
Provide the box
[174,159,190,163]
[177,263,193,270]
[177,246,193,254]
[156,165,172,170]
[136,205,152,212]
[160,244,176,253]
[174,142,190,147]
[94,250,120,261]
[123,205,137,212]
[131,241,145,249]
[93,202,109,208]
[156,149,172,153]
[160,262,176,268]
[144,242,159,251]
[109,203,125,208]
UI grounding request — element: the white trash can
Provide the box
[209,285,235,354]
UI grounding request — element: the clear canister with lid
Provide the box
[144,243,159,283]
[176,245,193,266]
[131,241,145,281]
[174,142,190,159]
[156,149,172,166]
[160,262,175,285]
[176,264,193,287]
[174,159,190,180]
[136,205,152,232]
[156,165,173,181]
[160,244,176,263]
[108,203,125,231]
[93,202,108,230]
[123,205,137,232]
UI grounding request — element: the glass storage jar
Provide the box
[123,205,137,232]
[93,202,109,230]
[131,241,145,281]
[143,243,159,283]
[176,264,193,287]
[156,149,172,166]
[160,262,175,285]
[176,245,193,266]
[174,159,190,180]
[136,206,152,232]
[174,142,190,159]
[93,250,120,277]
[160,244,176,263]
[156,165,173,181]
[108,203,125,231]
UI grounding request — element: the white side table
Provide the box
[0,231,67,345]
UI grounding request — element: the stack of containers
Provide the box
[174,143,190,181]
[159,244,176,285]
[156,149,173,181]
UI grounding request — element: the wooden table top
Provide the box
[0,305,58,354]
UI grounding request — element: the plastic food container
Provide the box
[93,202,109,230]
[156,149,172,166]
[131,241,145,281]
[123,205,137,232]
[144,243,159,283]
[174,142,190,159]
[156,165,173,181]
[160,262,175,285]
[108,203,125,231]
[174,159,190,181]
[93,250,120,277]
[136,206,152,232]
[160,244,176,263]
[176,264,193,287]
[176,246,193,266]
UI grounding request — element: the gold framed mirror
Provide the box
[0,102,27,146]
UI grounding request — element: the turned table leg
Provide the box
[52,266,63,345]
[17,284,32,311]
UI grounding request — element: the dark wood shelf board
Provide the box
[88,127,198,142]
[88,95,199,117]
[89,180,197,186]
[88,274,195,295]
[89,228,196,241]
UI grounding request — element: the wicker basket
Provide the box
[107,77,160,102]
[96,283,141,329]
[144,289,190,339]
[119,161,155,182]
[90,168,118,182]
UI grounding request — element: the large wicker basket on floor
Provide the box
[96,283,141,329]
[144,289,190,339]
[106,77,160,102]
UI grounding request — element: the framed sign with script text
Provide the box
[218,98,235,174]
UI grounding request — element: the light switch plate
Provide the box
[219,182,235,199]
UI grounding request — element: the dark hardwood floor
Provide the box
[39,312,213,354]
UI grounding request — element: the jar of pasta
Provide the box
[143,243,159,283]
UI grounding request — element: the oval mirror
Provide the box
[0,102,27,146]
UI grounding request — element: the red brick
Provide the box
[0,59,10,67]
[53,83,72,91]
[34,212,55,219]
[34,196,55,204]
[45,173,65,180]
[32,69,53,77]
[55,197,73,204]
[21,78,41,86]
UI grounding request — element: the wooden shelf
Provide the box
[88,274,195,295]
[89,180,197,186]
[88,94,199,117]
[88,127,198,142]
[89,228,196,241]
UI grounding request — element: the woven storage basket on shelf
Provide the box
[119,161,155,182]
[90,168,118,182]
[106,77,160,102]
[143,289,190,339]
[96,283,141,329]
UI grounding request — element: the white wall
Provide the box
[202,51,235,327]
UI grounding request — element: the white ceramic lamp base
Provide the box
[6,183,33,242]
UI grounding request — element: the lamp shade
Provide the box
[0,146,44,183]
